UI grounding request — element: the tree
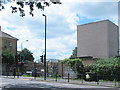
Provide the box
[19,48,34,61]
[61,58,84,78]
[70,47,77,58]
[2,49,15,74]
[2,49,15,64]
[0,0,61,17]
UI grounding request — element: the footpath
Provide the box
[2,75,120,88]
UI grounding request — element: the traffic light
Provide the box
[20,55,24,63]
[40,55,44,63]
[17,54,20,61]
[17,55,20,63]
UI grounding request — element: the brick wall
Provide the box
[2,37,17,55]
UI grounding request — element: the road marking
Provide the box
[22,78,30,80]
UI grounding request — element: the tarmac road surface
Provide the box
[0,77,119,90]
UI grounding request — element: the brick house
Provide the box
[0,26,18,75]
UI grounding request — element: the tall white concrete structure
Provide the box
[77,20,119,59]
[118,1,120,55]
[0,26,2,76]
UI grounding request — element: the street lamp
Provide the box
[18,40,28,76]
[42,0,61,80]
[42,14,47,80]
[21,40,28,51]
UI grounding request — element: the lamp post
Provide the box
[21,40,28,51]
[42,14,47,80]
[118,1,120,88]
[19,40,28,76]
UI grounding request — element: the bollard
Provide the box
[62,62,63,79]
[68,73,69,82]
[115,78,116,86]
[13,68,16,79]
[82,74,83,83]
[96,74,99,85]
[34,68,37,79]
[56,72,57,82]
[17,72,19,78]
[7,72,8,77]
[17,67,19,78]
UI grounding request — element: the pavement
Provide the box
[1,75,120,89]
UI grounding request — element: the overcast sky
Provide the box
[0,0,119,61]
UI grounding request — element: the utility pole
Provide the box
[43,14,47,80]
[118,1,120,88]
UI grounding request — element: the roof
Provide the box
[77,19,118,27]
[1,31,18,40]
[70,56,93,59]
[0,26,18,40]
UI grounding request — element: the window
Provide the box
[9,42,12,47]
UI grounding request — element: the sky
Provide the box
[0,0,119,61]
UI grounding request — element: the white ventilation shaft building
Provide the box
[77,20,119,59]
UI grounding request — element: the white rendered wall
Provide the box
[77,20,118,59]
[108,21,119,57]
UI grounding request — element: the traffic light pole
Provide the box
[15,55,19,78]
[43,14,47,80]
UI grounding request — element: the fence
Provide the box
[4,61,120,87]
[34,73,119,87]
[29,61,120,87]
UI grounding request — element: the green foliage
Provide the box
[51,73,61,77]
[84,57,120,81]
[62,57,120,81]
[62,58,84,78]
[2,49,15,64]
[22,74,32,77]
[94,57,120,66]
[70,47,77,58]
[0,0,61,17]
[20,48,34,61]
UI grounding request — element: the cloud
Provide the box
[60,1,118,19]
[0,1,118,60]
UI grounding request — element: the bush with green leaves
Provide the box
[2,49,15,64]
[51,73,61,78]
[62,57,120,81]
[2,49,15,73]
[84,57,120,81]
[61,58,84,78]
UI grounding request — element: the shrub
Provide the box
[84,57,120,81]
[62,58,84,78]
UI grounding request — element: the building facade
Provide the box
[0,26,18,55]
[77,20,119,59]
[0,26,18,75]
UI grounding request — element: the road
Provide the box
[0,77,119,90]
